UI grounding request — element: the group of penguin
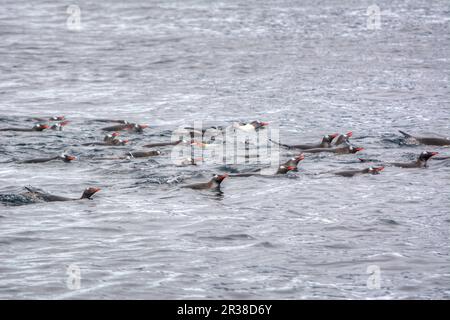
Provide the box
[1,116,449,204]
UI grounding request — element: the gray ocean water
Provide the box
[0,0,449,299]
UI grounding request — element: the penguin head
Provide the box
[323,133,339,143]
[367,166,384,175]
[418,151,439,161]
[50,120,69,130]
[60,154,76,162]
[349,146,364,153]
[128,123,148,132]
[81,187,101,199]
[50,116,65,121]
[136,124,149,132]
[250,121,269,129]
[33,124,49,131]
[277,164,297,174]
[212,174,228,184]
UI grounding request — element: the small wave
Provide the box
[198,234,256,241]
[378,218,400,225]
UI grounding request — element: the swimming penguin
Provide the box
[176,126,223,144]
[229,155,304,177]
[50,120,70,131]
[182,174,228,190]
[19,154,76,164]
[229,164,298,177]
[82,139,129,146]
[92,150,161,160]
[303,145,364,154]
[82,133,129,146]
[21,186,100,202]
[0,124,49,132]
[101,123,148,133]
[127,151,161,158]
[390,151,439,168]
[183,126,224,136]
[358,158,382,163]
[32,116,65,122]
[334,166,385,177]
[233,121,269,132]
[334,131,353,146]
[92,119,129,124]
[174,157,200,166]
[143,140,184,148]
[399,131,450,146]
[269,133,338,150]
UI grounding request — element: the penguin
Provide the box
[127,151,161,158]
[19,154,76,164]
[32,116,65,122]
[92,119,129,124]
[334,131,353,146]
[101,123,148,133]
[82,133,129,146]
[82,139,129,146]
[233,121,269,132]
[182,174,228,190]
[334,166,385,177]
[50,120,70,131]
[269,133,338,149]
[399,131,450,146]
[177,126,223,144]
[92,150,161,160]
[175,157,199,166]
[21,186,100,202]
[143,140,184,148]
[303,145,364,154]
[183,126,224,136]
[358,158,382,163]
[390,151,439,168]
[0,124,49,132]
[229,154,304,177]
